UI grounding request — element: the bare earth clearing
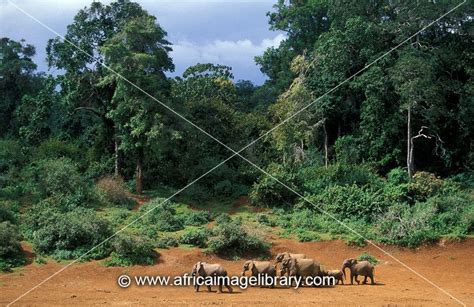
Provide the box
[1,239,473,306]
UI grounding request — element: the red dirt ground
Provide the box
[1,239,473,306]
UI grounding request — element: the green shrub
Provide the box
[32,158,86,197]
[138,199,184,232]
[105,233,156,266]
[256,213,276,227]
[179,229,209,247]
[0,200,19,224]
[25,207,112,259]
[32,139,80,161]
[387,167,409,185]
[207,218,270,257]
[302,185,386,222]
[302,164,383,194]
[156,236,178,248]
[295,229,321,242]
[250,163,300,207]
[408,172,444,201]
[215,213,231,224]
[0,221,25,271]
[334,135,362,165]
[358,252,379,265]
[96,175,136,208]
[184,210,211,226]
[376,203,439,247]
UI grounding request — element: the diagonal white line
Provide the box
[6,0,467,306]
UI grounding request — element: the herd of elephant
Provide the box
[191,252,376,293]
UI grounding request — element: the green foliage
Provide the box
[214,213,232,225]
[0,200,19,224]
[302,164,383,194]
[24,206,112,259]
[179,228,209,248]
[23,158,88,199]
[255,213,276,227]
[302,185,386,222]
[250,163,300,207]
[183,210,211,226]
[295,229,321,242]
[105,233,156,266]
[0,221,25,271]
[357,252,379,265]
[137,199,184,232]
[156,236,178,249]
[207,217,270,257]
[32,139,80,161]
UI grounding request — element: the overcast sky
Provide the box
[0,0,285,84]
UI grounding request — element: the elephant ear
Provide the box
[249,261,254,271]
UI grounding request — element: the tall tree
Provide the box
[46,0,149,176]
[0,38,41,137]
[101,15,174,194]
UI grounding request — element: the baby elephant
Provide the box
[341,258,375,285]
[242,260,276,288]
[322,269,344,285]
[192,261,233,293]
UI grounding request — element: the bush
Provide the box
[302,185,387,222]
[408,172,443,201]
[25,207,112,259]
[250,163,300,207]
[105,233,156,266]
[295,229,321,242]
[215,213,232,224]
[0,200,19,224]
[33,158,86,197]
[334,135,362,165]
[302,164,383,194]
[358,252,379,265]
[32,139,80,161]
[207,218,270,257]
[387,167,409,185]
[179,229,209,247]
[184,210,211,226]
[256,213,276,227]
[0,221,25,271]
[156,236,179,249]
[138,199,184,232]
[376,203,439,247]
[96,175,135,208]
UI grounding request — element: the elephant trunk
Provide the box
[341,266,347,280]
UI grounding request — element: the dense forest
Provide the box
[0,0,473,270]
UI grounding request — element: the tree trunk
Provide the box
[323,123,329,169]
[114,138,120,177]
[136,147,143,194]
[407,106,415,178]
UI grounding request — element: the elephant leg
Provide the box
[341,277,344,285]
[355,275,360,284]
[363,276,367,284]
[350,273,354,285]
[207,285,212,292]
[370,274,375,285]
[195,284,200,292]
[218,284,223,293]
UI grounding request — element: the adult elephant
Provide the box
[341,258,375,285]
[241,260,276,287]
[281,258,321,286]
[274,252,306,276]
[191,261,233,293]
